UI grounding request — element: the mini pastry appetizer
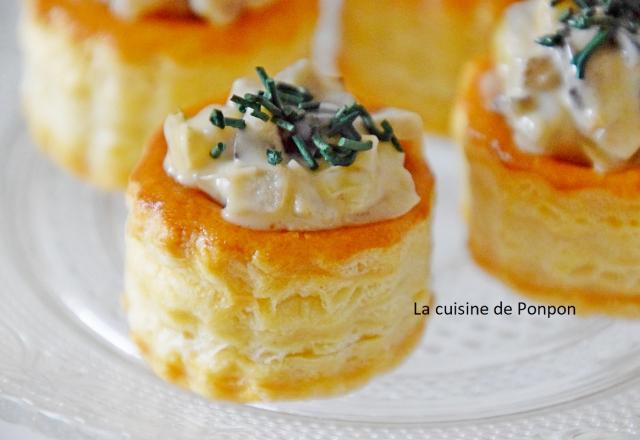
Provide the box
[125,60,434,401]
[338,0,516,134]
[20,0,317,189]
[455,0,640,316]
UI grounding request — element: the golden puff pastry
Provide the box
[338,0,515,134]
[455,59,640,317]
[20,0,317,189]
[124,126,434,401]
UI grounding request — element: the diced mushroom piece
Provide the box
[523,56,562,91]
[510,95,537,114]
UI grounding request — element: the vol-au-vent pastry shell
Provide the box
[455,59,640,317]
[124,127,434,401]
[20,0,317,189]
[163,59,423,231]
[338,0,516,134]
[492,0,640,171]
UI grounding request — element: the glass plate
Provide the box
[1,1,640,439]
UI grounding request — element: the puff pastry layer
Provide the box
[20,0,317,189]
[455,59,640,317]
[338,0,515,134]
[124,130,434,401]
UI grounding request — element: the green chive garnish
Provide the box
[230,95,247,112]
[210,109,225,129]
[256,66,270,89]
[338,137,373,151]
[359,108,385,138]
[231,95,260,113]
[266,148,283,165]
[207,66,404,169]
[299,101,320,110]
[292,135,318,170]
[536,0,638,79]
[210,142,225,159]
[263,77,282,108]
[279,91,305,105]
[390,136,403,152]
[536,33,564,47]
[339,124,362,141]
[328,104,361,136]
[209,110,245,130]
[277,82,313,101]
[244,93,261,103]
[250,109,270,121]
[572,28,611,79]
[273,118,295,132]
[258,95,283,117]
[311,131,331,151]
[224,117,246,129]
[283,106,306,121]
[559,9,572,23]
[378,120,402,151]
[329,149,357,167]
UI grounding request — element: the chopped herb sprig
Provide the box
[536,0,640,79]
[209,142,225,159]
[266,148,283,166]
[207,66,404,170]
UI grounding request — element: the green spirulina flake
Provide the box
[210,142,225,159]
[266,148,283,166]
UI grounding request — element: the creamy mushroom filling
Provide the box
[163,60,422,231]
[490,0,640,171]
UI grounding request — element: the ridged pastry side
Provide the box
[456,59,640,317]
[125,218,430,401]
[338,0,515,135]
[20,0,317,189]
[124,131,434,401]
